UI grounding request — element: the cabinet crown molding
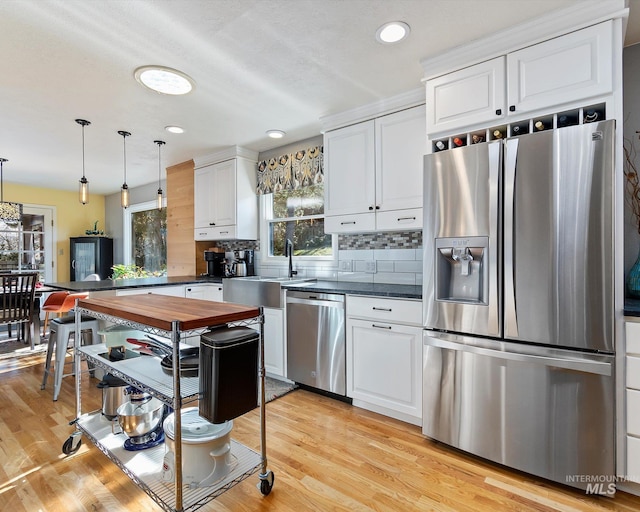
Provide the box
[420,0,628,81]
[193,146,259,169]
[320,88,424,133]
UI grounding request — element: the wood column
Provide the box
[166,159,195,276]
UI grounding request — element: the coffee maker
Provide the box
[204,251,225,277]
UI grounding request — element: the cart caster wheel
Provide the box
[258,470,274,496]
[62,436,82,455]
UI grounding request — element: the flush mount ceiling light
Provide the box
[134,66,195,95]
[266,130,286,139]
[375,21,410,44]
[165,125,184,134]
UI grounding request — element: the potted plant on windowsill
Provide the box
[110,264,165,280]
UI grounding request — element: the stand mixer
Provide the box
[116,387,167,451]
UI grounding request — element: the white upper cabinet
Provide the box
[375,106,426,214]
[325,106,425,234]
[426,57,506,135]
[194,160,236,230]
[506,21,612,115]
[426,21,613,135]
[324,120,376,219]
[193,147,258,241]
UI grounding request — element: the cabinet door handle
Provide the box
[372,324,392,330]
[375,205,380,210]
[220,231,229,234]
[509,105,516,112]
[209,222,216,226]
[496,109,502,115]
[373,307,392,312]
[341,221,356,225]
[397,216,416,222]
[198,232,207,236]
[369,206,374,211]
[71,260,76,269]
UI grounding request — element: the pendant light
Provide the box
[0,158,22,224]
[154,140,165,210]
[76,119,91,204]
[118,130,131,209]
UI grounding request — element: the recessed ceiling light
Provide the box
[165,125,185,134]
[375,21,410,44]
[134,66,195,95]
[266,130,286,139]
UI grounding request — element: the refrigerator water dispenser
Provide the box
[435,237,488,304]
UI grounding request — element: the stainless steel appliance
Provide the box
[286,290,346,396]
[422,120,616,492]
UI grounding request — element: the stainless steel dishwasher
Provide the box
[286,290,345,396]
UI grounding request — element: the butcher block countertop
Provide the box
[77,294,260,332]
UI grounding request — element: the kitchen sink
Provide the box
[222,276,317,308]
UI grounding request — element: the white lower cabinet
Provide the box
[346,295,422,425]
[263,307,285,378]
[185,284,223,302]
[116,285,186,297]
[625,321,640,485]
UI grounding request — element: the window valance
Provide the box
[256,146,323,194]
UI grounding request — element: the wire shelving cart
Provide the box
[62,294,274,512]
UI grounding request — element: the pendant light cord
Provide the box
[123,135,127,184]
[81,125,86,180]
[155,140,165,188]
[118,131,131,185]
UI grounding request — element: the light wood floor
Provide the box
[2,352,640,512]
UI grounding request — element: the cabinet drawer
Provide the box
[325,213,375,234]
[627,321,640,355]
[628,389,640,437]
[627,435,640,483]
[627,355,640,390]
[194,226,236,241]
[347,296,421,325]
[376,208,422,231]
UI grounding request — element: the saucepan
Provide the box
[127,336,199,377]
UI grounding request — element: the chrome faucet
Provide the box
[286,239,297,278]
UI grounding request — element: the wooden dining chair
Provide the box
[0,272,38,349]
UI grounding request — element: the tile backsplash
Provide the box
[336,231,422,285]
[211,231,423,286]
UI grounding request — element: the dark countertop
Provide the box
[46,275,421,299]
[283,279,422,299]
[45,275,223,292]
[625,298,640,317]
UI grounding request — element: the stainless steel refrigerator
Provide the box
[422,120,616,492]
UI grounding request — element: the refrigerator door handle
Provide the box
[424,333,611,377]
[503,138,518,338]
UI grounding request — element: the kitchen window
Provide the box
[123,200,167,274]
[261,185,335,260]
[0,206,54,283]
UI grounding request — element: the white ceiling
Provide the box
[1,0,638,196]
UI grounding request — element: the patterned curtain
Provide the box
[257,146,323,194]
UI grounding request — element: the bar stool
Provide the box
[41,315,100,401]
[42,292,89,337]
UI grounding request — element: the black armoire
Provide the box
[70,237,113,281]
